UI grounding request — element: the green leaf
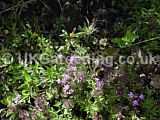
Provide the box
[1,99,8,105]
[125,30,139,42]
[112,30,138,48]
[18,83,29,90]
[112,38,126,48]
[23,70,31,83]
[22,90,30,96]
[1,93,14,106]
[46,89,53,100]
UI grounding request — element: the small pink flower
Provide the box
[96,80,104,91]
[58,54,64,59]
[64,74,72,81]
[139,94,145,100]
[64,84,70,91]
[56,79,61,84]
[128,92,134,99]
[94,78,100,81]
[70,55,77,65]
[14,94,21,104]
[62,84,74,95]
[70,66,77,72]
[77,72,85,82]
[67,89,74,94]
[132,100,139,106]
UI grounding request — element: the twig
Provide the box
[57,0,63,15]
[134,37,160,45]
[18,0,24,17]
[41,1,51,11]
[0,0,36,14]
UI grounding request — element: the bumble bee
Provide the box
[92,64,112,78]
[94,66,105,78]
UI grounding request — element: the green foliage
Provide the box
[141,88,160,119]
[112,30,139,48]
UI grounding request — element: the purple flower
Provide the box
[96,80,104,91]
[60,74,72,84]
[132,100,139,106]
[70,55,77,65]
[58,54,64,59]
[77,72,85,82]
[56,79,61,84]
[14,94,21,104]
[94,78,100,81]
[63,74,72,82]
[63,84,74,95]
[128,92,134,99]
[139,94,145,100]
[10,103,16,108]
[67,88,74,94]
[61,80,67,84]
[64,84,70,91]
[70,66,77,72]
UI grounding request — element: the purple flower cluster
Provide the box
[77,71,85,83]
[63,74,72,83]
[128,92,145,107]
[56,55,86,95]
[132,100,139,106]
[56,79,61,84]
[62,84,74,95]
[56,72,73,85]
[128,92,134,99]
[10,94,22,108]
[57,74,74,95]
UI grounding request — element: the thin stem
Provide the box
[134,37,160,45]
[0,0,36,14]
[57,0,63,15]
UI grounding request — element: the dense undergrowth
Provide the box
[0,0,160,120]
